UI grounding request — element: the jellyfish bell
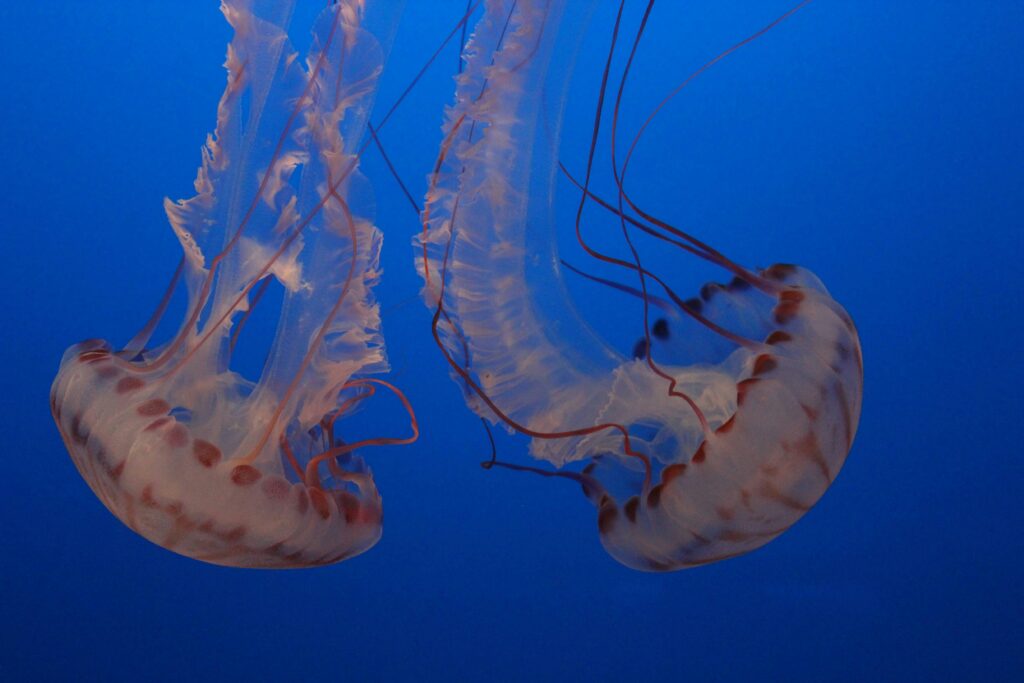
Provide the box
[419,0,862,570]
[51,0,412,568]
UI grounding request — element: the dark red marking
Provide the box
[691,443,707,464]
[193,440,221,468]
[716,505,735,520]
[144,417,171,432]
[801,404,819,421]
[165,424,188,448]
[736,378,760,406]
[116,377,145,394]
[335,491,360,524]
[683,297,702,313]
[137,399,170,417]
[700,283,722,301]
[765,330,793,345]
[623,496,639,523]
[752,354,777,376]
[759,481,811,511]
[728,276,751,291]
[165,501,183,517]
[774,300,801,324]
[647,484,663,508]
[662,462,687,483]
[716,415,736,435]
[109,461,125,481]
[309,488,331,520]
[231,465,262,486]
[140,484,159,508]
[796,429,831,481]
[764,263,796,281]
[597,499,618,534]
[218,526,246,543]
[70,415,89,445]
[78,350,111,364]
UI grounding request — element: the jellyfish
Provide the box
[417,0,863,570]
[50,0,416,568]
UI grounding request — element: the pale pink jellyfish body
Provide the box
[51,0,413,568]
[418,0,863,570]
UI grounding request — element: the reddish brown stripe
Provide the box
[140,484,159,508]
[716,416,736,435]
[218,526,247,543]
[787,430,831,482]
[193,440,221,468]
[597,500,618,535]
[137,399,170,417]
[662,462,687,483]
[231,465,262,486]
[752,354,777,376]
[623,496,639,523]
[774,300,800,324]
[70,415,89,445]
[116,377,145,393]
[78,350,110,363]
[109,461,125,481]
[144,417,171,432]
[736,378,760,406]
[763,263,796,281]
[758,481,811,511]
[765,330,793,345]
[647,484,663,508]
[335,491,360,524]
[309,488,331,519]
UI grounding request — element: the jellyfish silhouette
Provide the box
[418,0,863,570]
[51,0,416,568]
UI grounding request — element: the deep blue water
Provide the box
[2,2,1022,681]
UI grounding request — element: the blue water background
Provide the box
[1,2,1021,680]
